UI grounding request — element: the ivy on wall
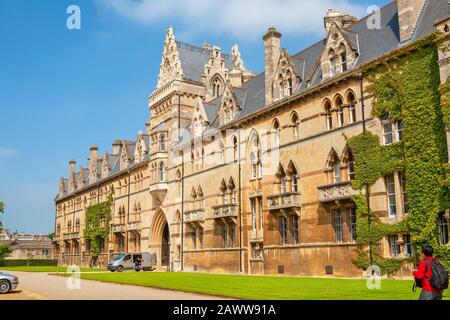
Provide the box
[83,195,113,259]
[349,35,450,273]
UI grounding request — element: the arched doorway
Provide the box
[150,208,171,267]
[162,224,170,266]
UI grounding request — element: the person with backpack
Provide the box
[412,244,449,300]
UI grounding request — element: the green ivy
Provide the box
[349,36,450,273]
[83,195,112,259]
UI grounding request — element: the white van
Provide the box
[107,252,157,272]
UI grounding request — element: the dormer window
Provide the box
[339,44,347,73]
[212,76,223,98]
[329,50,336,77]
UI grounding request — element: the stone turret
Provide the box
[88,145,98,183]
[68,159,76,193]
[323,9,358,36]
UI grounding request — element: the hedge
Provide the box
[0,259,58,267]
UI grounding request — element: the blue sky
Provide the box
[0,0,390,234]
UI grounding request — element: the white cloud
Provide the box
[95,0,367,40]
[0,147,18,158]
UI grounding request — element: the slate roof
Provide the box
[176,41,235,82]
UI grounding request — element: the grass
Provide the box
[3,266,447,300]
[0,266,100,273]
[68,271,438,300]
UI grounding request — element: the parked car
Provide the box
[107,252,157,272]
[0,272,19,294]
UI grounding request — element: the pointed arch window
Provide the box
[325,101,333,130]
[291,112,300,140]
[250,152,257,179]
[348,92,357,124]
[329,50,336,77]
[288,162,299,193]
[336,97,344,127]
[159,135,166,152]
[159,162,166,182]
[273,119,281,147]
[339,44,347,72]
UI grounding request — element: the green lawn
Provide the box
[0,266,100,273]
[71,271,438,300]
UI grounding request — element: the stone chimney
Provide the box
[397,0,426,42]
[68,159,76,193]
[263,27,282,105]
[324,9,358,35]
[88,145,98,183]
[112,140,122,155]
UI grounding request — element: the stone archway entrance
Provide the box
[150,208,171,267]
[161,224,170,266]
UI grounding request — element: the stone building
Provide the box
[54,0,450,276]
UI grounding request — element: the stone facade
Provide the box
[54,0,450,277]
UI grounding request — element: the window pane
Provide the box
[385,174,397,216]
[383,122,393,145]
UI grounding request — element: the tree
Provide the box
[47,232,55,241]
[0,244,12,260]
[0,201,4,230]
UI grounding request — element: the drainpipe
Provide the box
[359,75,373,267]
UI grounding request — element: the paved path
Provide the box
[0,271,224,300]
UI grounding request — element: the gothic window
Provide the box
[278,74,284,98]
[159,162,166,182]
[342,147,355,181]
[327,150,341,184]
[339,44,347,72]
[273,119,281,147]
[212,75,223,98]
[325,100,333,130]
[291,112,300,140]
[276,164,287,194]
[329,50,336,77]
[288,77,293,96]
[336,96,344,127]
[288,161,299,193]
[159,135,166,152]
[348,92,357,124]
[250,152,257,179]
